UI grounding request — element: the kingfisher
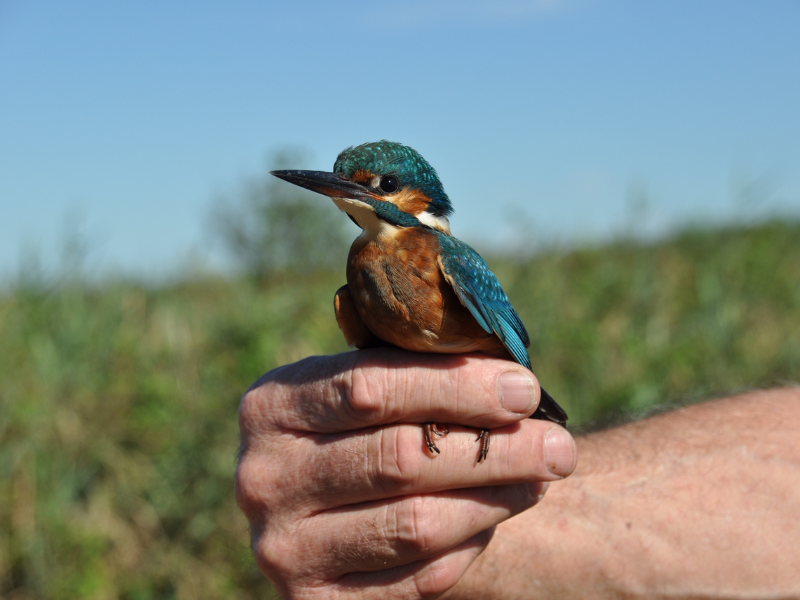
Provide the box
[271,140,567,462]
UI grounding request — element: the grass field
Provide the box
[1,220,799,599]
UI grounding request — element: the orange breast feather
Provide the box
[345,228,510,358]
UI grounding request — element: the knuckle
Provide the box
[253,523,342,600]
[238,384,275,436]
[372,427,421,491]
[234,453,272,516]
[340,364,388,424]
[414,529,496,597]
[413,555,464,597]
[253,527,299,579]
[391,497,438,555]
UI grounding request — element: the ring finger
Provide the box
[255,481,548,582]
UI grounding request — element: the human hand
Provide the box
[235,348,577,599]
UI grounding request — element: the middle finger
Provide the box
[248,419,574,513]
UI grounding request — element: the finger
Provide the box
[333,528,494,600]
[237,419,574,514]
[309,483,548,578]
[251,486,535,586]
[240,348,542,438]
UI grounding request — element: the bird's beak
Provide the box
[270,170,375,201]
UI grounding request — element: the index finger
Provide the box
[239,348,542,437]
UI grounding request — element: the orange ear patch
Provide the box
[390,188,431,215]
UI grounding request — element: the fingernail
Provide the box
[529,481,550,504]
[544,427,577,477]
[499,372,536,414]
[537,481,550,502]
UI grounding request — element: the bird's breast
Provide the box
[346,228,507,357]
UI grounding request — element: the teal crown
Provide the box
[333,141,453,217]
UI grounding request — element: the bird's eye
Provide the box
[379,175,399,193]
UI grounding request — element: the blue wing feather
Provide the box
[436,233,532,370]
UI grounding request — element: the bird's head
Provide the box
[271,141,452,235]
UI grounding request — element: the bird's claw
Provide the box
[424,423,449,455]
[476,429,490,463]
[424,423,490,462]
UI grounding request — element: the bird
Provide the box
[271,140,567,462]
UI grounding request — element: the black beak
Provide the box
[270,170,375,201]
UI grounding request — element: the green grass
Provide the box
[1,220,799,598]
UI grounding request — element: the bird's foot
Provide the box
[476,429,490,463]
[424,423,449,456]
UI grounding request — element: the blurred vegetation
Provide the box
[2,218,799,598]
[208,149,353,279]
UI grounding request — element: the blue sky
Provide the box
[1,0,799,279]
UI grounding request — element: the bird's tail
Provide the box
[531,387,568,427]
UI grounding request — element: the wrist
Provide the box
[444,439,648,599]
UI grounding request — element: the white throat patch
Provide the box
[416,211,451,234]
[331,196,399,241]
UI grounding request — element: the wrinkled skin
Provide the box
[236,347,800,599]
[235,349,575,599]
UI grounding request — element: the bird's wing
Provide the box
[436,233,532,369]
